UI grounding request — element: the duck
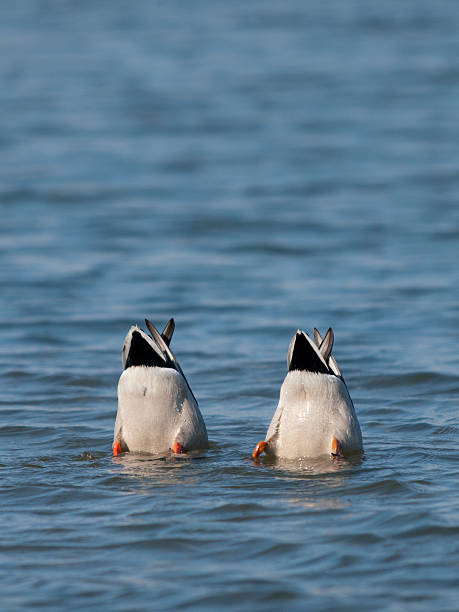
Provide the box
[113,318,208,456]
[252,327,362,460]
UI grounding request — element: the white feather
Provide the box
[114,365,208,454]
[264,370,362,459]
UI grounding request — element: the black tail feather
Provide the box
[161,318,175,346]
[288,332,330,374]
[125,330,173,369]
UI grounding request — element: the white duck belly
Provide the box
[265,371,362,459]
[115,366,208,454]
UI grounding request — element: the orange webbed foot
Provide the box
[252,441,268,460]
[331,437,343,458]
[172,441,184,454]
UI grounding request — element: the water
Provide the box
[1,1,459,610]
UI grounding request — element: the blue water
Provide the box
[1,1,459,610]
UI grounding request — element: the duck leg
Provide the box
[172,441,184,454]
[331,437,343,458]
[252,441,268,459]
[113,435,129,456]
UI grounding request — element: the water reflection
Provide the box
[286,495,349,510]
[110,450,209,488]
[255,452,364,476]
[251,454,364,509]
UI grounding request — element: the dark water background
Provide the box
[1,1,458,610]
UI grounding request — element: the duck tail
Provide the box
[287,330,331,374]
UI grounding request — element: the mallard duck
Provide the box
[252,328,362,460]
[113,318,208,455]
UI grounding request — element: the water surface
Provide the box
[1,1,458,610]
